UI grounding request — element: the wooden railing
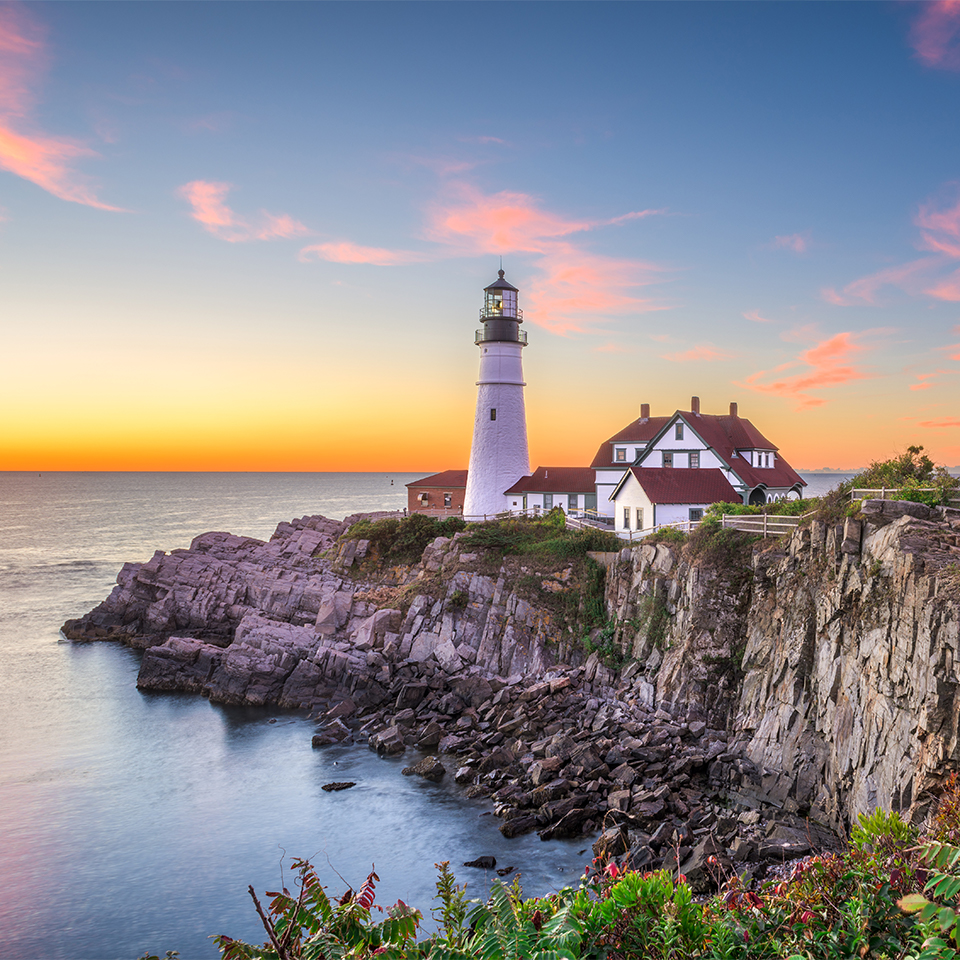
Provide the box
[720,513,805,535]
[849,488,960,508]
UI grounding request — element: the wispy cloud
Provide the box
[824,186,960,305]
[662,344,735,363]
[940,326,960,360]
[772,233,808,253]
[302,181,670,334]
[457,135,508,146]
[919,417,960,428]
[178,180,309,242]
[910,0,960,70]
[593,341,634,354]
[0,4,120,210]
[299,241,425,266]
[743,309,775,323]
[739,332,871,410]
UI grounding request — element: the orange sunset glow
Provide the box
[2,2,960,473]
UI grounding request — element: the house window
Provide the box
[623,507,631,530]
[543,493,553,510]
[490,408,497,421]
[444,493,452,507]
[689,508,704,522]
[634,448,643,460]
[568,494,577,511]
[690,451,700,469]
[615,448,627,462]
[663,452,673,468]
[636,507,644,530]
[675,423,684,441]
[418,492,429,503]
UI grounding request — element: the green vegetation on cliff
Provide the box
[192,779,960,960]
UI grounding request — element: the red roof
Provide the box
[662,412,805,491]
[504,466,596,495]
[624,467,741,505]
[406,469,468,489]
[589,416,670,468]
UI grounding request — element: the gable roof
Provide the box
[614,467,741,505]
[637,410,805,491]
[504,466,596,495]
[589,416,670,468]
[406,470,468,489]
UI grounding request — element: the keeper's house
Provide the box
[608,397,806,534]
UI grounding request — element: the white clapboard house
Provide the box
[608,397,806,534]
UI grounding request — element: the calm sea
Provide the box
[0,472,608,960]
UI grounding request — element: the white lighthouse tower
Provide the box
[463,269,530,519]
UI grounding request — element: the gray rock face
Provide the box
[605,501,960,830]
[64,500,960,856]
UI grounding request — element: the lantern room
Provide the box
[476,270,527,345]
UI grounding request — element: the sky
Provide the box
[2,1,960,472]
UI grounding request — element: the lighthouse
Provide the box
[463,269,531,518]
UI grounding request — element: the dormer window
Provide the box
[690,451,700,469]
[615,448,626,462]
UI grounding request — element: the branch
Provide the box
[248,885,288,960]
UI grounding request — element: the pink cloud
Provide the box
[821,258,935,305]
[910,0,960,70]
[299,241,425,266]
[421,183,668,333]
[739,332,871,410]
[0,5,120,210]
[662,344,735,363]
[826,187,960,305]
[178,180,308,242]
[743,309,774,323]
[773,233,808,253]
[295,180,668,334]
[919,418,960,428]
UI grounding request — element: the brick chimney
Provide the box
[730,402,738,417]
[640,402,650,421]
[691,396,700,416]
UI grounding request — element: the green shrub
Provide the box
[344,513,466,565]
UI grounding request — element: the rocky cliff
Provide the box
[63,501,960,873]
[602,500,960,831]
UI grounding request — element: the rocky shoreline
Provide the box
[63,499,960,891]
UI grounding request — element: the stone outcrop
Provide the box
[63,500,960,886]
[603,500,960,831]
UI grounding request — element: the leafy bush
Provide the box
[344,514,466,565]
[213,776,960,960]
[843,445,959,507]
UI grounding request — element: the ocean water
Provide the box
[0,473,599,960]
[0,470,854,959]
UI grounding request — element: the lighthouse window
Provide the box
[490,408,497,421]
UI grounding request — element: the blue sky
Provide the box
[2,1,960,470]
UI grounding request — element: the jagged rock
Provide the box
[463,855,496,869]
[321,781,356,792]
[402,756,446,782]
